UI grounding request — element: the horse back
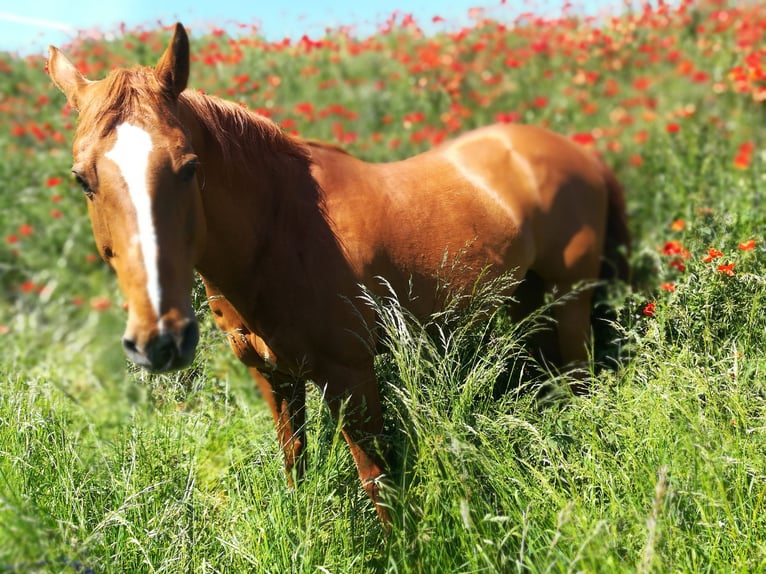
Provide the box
[309,124,612,308]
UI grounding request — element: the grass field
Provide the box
[1,1,765,571]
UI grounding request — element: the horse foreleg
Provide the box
[202,280,307,482]
[325,368,390,525]
[251,368,307,485]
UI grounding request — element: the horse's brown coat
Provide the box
[48,24,629,523]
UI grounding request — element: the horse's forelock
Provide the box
[79,67,167,137]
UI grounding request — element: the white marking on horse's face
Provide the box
[105,123,162,326]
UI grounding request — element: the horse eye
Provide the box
[179,159,198,183]
[72,171,93,196]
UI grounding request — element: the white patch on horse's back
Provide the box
[444,130,521,226]
[504,136,539,195]
[105,123,162,324]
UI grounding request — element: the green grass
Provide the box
[1,1,765,571]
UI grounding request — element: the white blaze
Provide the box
[105,123,162,323]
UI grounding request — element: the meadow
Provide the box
[1,0,765,571]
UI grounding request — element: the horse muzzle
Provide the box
[122,320,199,372]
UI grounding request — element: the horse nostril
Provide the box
[147,333,178,372]
[181,320,199,357]
[122,337,138,354]
[122,336,153,369]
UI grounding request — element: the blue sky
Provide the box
[0,0,618,55]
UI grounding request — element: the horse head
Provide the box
[48,24,204,372]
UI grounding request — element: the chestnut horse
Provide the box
[48,24,629,523]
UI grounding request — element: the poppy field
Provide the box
[1,0,765,571]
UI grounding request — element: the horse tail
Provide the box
[599,160,631,283]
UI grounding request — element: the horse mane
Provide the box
[304,139,351,156]
[178,89,313,168]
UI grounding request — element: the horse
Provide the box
[47,23,630,524]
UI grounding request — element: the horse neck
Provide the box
[177,94,336,303]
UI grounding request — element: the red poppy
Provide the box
[90,296,112,311]
[666,123,680,134]
[46,176,63,187]
[495,111,521,124]
[734,142,755,169]
[294,102,314,117]
[668,259,686,272]
[717,263,736,276]
[661,282,675,293]
[738,239,756,251]
[571,132,595,146]
[662,240,690,258]
[670,219,685,232]
[643,301,656,316]
[702,248,723,263]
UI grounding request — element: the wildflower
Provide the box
[403,112,426,127]
[661,282,675,293]
[668,259,686,272]
[294,102,314,117]
[717,263,736,276]
[643,301,656,316]
[738,239,756,251]
[19,224,33,237]
[20,281,36,293]
[702,248,723,263]
[666,123,680,134]
[670,219,685,232]
[734,142,755,169]
[46,176,63,187]
[51,209,62,219]
[0,325,8,335]
[633,77,651,91]
[6,234,19,245]
[662,240,690,259]
[90,296,112,311]
[494,111,520,123]
[571,132,596,146]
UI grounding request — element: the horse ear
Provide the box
[155,23,190,99]
[47,46,90,110]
